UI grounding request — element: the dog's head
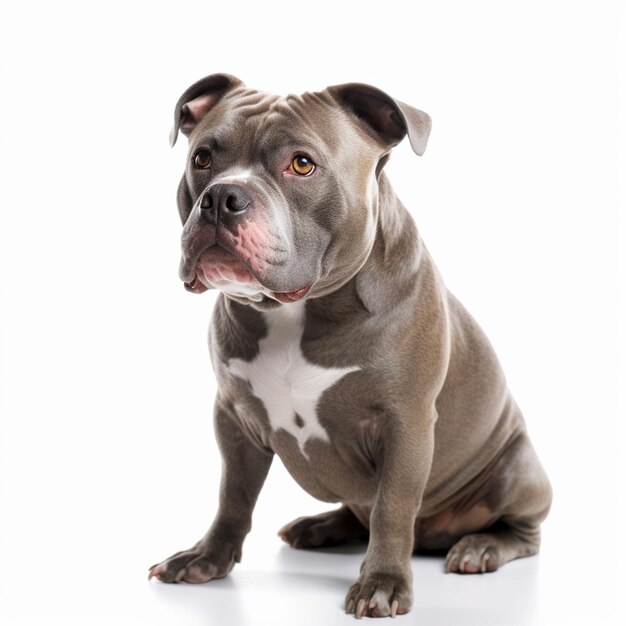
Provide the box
[171,73,431,309]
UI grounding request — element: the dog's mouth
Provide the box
[183,246,311,303]
[269,286,312,303]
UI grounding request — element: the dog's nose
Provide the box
[200,184,251,224]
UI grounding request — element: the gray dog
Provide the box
[149,73,552,619]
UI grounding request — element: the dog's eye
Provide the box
[291,155,315,176]
[193,150,212,170]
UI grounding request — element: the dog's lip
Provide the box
[269,285,312,303]
[184,276,209,294]
[189,245,259,290]
[181,243,250,284]
[182,245,313,302]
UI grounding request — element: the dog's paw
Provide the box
[345,571,412,619]
[148,546,238,584]
[278,508,367,549]
[445,535,500,574]
[278,515,329,549]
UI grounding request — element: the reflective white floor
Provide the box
[2,508,623,626]
[148,545,542,626]
[143,536,622,626]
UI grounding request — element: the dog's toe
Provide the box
[345,571,412,618]
[149,547,235,584]
[445,536,500,574]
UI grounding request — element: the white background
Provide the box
[1,1,624,624]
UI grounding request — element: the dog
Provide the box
[149,73,552,619]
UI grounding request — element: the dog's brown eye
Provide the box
[193,150,211,170]
[291,155,315,176]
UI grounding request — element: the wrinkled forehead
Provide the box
[188,87,368,158]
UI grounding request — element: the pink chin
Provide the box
[183,247,311,303]
[198,247,257,283]
[270,286,312,303]
[184,247,257,295]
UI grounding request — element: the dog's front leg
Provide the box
[345,413,435,618]
[149,397,273,583]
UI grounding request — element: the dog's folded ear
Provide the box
[170,73,244,147]
[328,83,431,156]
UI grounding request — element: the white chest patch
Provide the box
[227,301,360,455]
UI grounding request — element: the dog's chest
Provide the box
[227,302,359,454]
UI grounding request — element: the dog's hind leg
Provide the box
[418,432,552,573]
[278,505,369,549]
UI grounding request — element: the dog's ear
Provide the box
[170,73,244,147]
[328,83,431,156]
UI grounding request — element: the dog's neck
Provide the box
[304,174,424,323]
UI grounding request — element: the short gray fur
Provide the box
[149,74,552,619]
